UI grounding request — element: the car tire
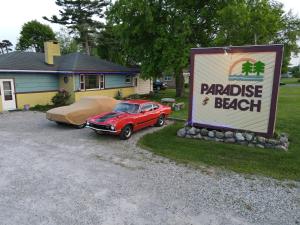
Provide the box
[120,125,133,140]
[55,122,64,125]
[155,115,165,127]
[75,123,86,129]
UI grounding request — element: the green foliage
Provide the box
[214,0,300,74]
[16,20,56,52]
[44,0,109,55]
[114,89,123,100]
[30,104,55,112]
[51,89,70,107]
[55,28,79,54]
[242,61,253,76]
[0,40,13,54]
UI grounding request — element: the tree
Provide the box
[253,61,265,76]
[16,20,56,52]
[242,61,253,76]
[0,40,13,53]
[43,0,110,55]
[108,0,222,97]
[214,0,300,73]
[56,28,79,54]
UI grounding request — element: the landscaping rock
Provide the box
[280,136,288,144]
[256,144,265,148]
[239,141,248,146]
[215,138,224,142]
[267,139,279,145]
[188,127,197,135]
[257,136,266,143]
[208,131,215,138]
[200,128,209,136]
[224,131,234,138]
[195,128,201,134]
[177,128,186,137]
[185,135,192,139]
[248,143,255,148]
[194,133,202,139]
[215,131,224,139]
[225,138,236,143]
[275,145,288,151]
[235,132,245,141]
[245,133,254,142]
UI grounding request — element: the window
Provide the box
[164,75,172,81]
[80,75,85,90]
[141,104,153,112]
[80,74,105,90]
[114,103,140,114]
[125,75,132,84]
[153,104,159,110]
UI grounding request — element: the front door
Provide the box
[0,79,16,111]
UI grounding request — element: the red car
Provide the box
[86,100,171,140]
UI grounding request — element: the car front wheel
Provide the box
[155,115,165,127]
[120,125,133,140]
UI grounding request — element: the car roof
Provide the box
[121,100,155,105]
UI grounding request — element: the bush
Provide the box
[52,89,70,106]
[115,89,123,100]
[30,104,54,112]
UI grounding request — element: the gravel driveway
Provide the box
[0,111,299,225]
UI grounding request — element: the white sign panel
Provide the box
[189,45,283,137]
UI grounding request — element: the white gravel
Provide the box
[0,111,299,225]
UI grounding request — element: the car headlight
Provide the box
[110,125,115,131]
[86,122,90,126]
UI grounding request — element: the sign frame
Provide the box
[188,45,283,138]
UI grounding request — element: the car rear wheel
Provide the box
[155,115,165,127]
[120,125,133,140]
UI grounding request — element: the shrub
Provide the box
[115,89,123,100]
[52,89,70,106]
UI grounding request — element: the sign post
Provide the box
[189,45,283,137]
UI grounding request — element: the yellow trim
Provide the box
[75,87,135,102]
[16,91,57,109]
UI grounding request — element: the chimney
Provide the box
[44,41,61,65]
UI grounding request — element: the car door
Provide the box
[134,103,153,130]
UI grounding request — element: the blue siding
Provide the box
[0,73,59,93]
[105,74,132,88]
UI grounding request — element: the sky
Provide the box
[0,0,299,66]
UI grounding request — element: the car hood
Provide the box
[88,112,128,124]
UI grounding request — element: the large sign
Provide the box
[189,45,283,137]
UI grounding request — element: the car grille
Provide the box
[89,123,110,130]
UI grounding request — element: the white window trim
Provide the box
[80,74,106,91]
[164,75,172,81]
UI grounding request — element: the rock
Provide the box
[215,131,224,139]
[248,143,255,148]
[256,144,265,149]
[257,136,266,143]
[267,139,279,145]
[235,132,245,141]
[177,128,186,137]
[203,137,210,141]
[245,133,254,142]
[225,138,236,143]
[185,135,192,139]
[200,128,209,136]
[252,137,257,144]
[194,133,202,139]
[279,136,288,144]
[208,131,215,138]
[195,128,201,134]
[265,143,275,149]
[215,138,224,142]
[275,145,288,151]
[188,127,197,135]
[224,131,234,138]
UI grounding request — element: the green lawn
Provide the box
[281,77,300,84]
[140,86,300,180]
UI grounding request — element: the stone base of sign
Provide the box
[177,126,289,151]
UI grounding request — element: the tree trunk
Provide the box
[175,69,185,97]
[84,34,90,56]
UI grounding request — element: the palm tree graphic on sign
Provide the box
[253,61,265,76]
[242,61,253,76]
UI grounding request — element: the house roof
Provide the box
[0,51,138,74]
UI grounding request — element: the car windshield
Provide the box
[114,103,140,114]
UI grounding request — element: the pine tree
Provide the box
[43,0,110,55]
[253,61,265,76]
[242,61,253,76]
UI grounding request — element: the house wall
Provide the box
[59,74,75,103]
[75,87,135,102]
[105,74,133,88]
[135,76,153,95]
[0,73,59,111]
[0,95,2,112]
[16,91,58,109]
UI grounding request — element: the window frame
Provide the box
[80,74,105,91]
[164,75,172,81]
[125,75,132,84]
